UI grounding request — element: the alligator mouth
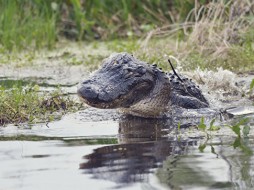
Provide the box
[77,81,153,109]
[77,92,119,109]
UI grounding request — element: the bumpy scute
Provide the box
[78,52,209,118]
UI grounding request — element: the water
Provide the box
[1,108,254,190]
[0,53,254,189]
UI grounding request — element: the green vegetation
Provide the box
[0,0,253,71]
[0,0,200,50]
[130,0,254,72]
[227,118,252,155]
[0,0,57,50]
[198,118,220,134]
[196,117,252,155]
[0,85,81,126]
[248,79,254,101]
[250,79,254,93]
[0,0,252,55]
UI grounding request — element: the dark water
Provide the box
[1,108,254,190]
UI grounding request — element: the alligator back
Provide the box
[168,72,209,108]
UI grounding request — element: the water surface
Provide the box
[0,52,254,189]
[1,108,254,190]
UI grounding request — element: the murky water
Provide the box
[1,107,254,190]
[1,49,254,189]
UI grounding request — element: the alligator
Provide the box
[77,52,210,118]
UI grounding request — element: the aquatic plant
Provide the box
[198,118,220,133]
[227,118,252,155]
[0,85,81,126]
[196,117,252,155]
[250,79,254,93]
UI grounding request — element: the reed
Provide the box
[0,0,58,50]
[0,0,253,60]
[0,0,205,50]
[138,0,254,72]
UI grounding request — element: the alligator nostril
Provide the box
[84,88,97,99]
[78,85,98,101]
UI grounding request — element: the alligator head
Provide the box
[78,52,171,118]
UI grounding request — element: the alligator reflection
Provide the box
[80,116,197,184]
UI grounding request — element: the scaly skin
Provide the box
[78,52,209,118]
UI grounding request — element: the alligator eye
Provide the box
[127,68,133,72]
[114,64,122,69]
[122,69,131,79]
[123,59,129,64]
[125,71,134,78]
[123,69,129,75]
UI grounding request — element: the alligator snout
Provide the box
[78,84,99,103]
[78,81,116,107]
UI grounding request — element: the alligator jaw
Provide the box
[77,79,155,109]
[120,74,171,118]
